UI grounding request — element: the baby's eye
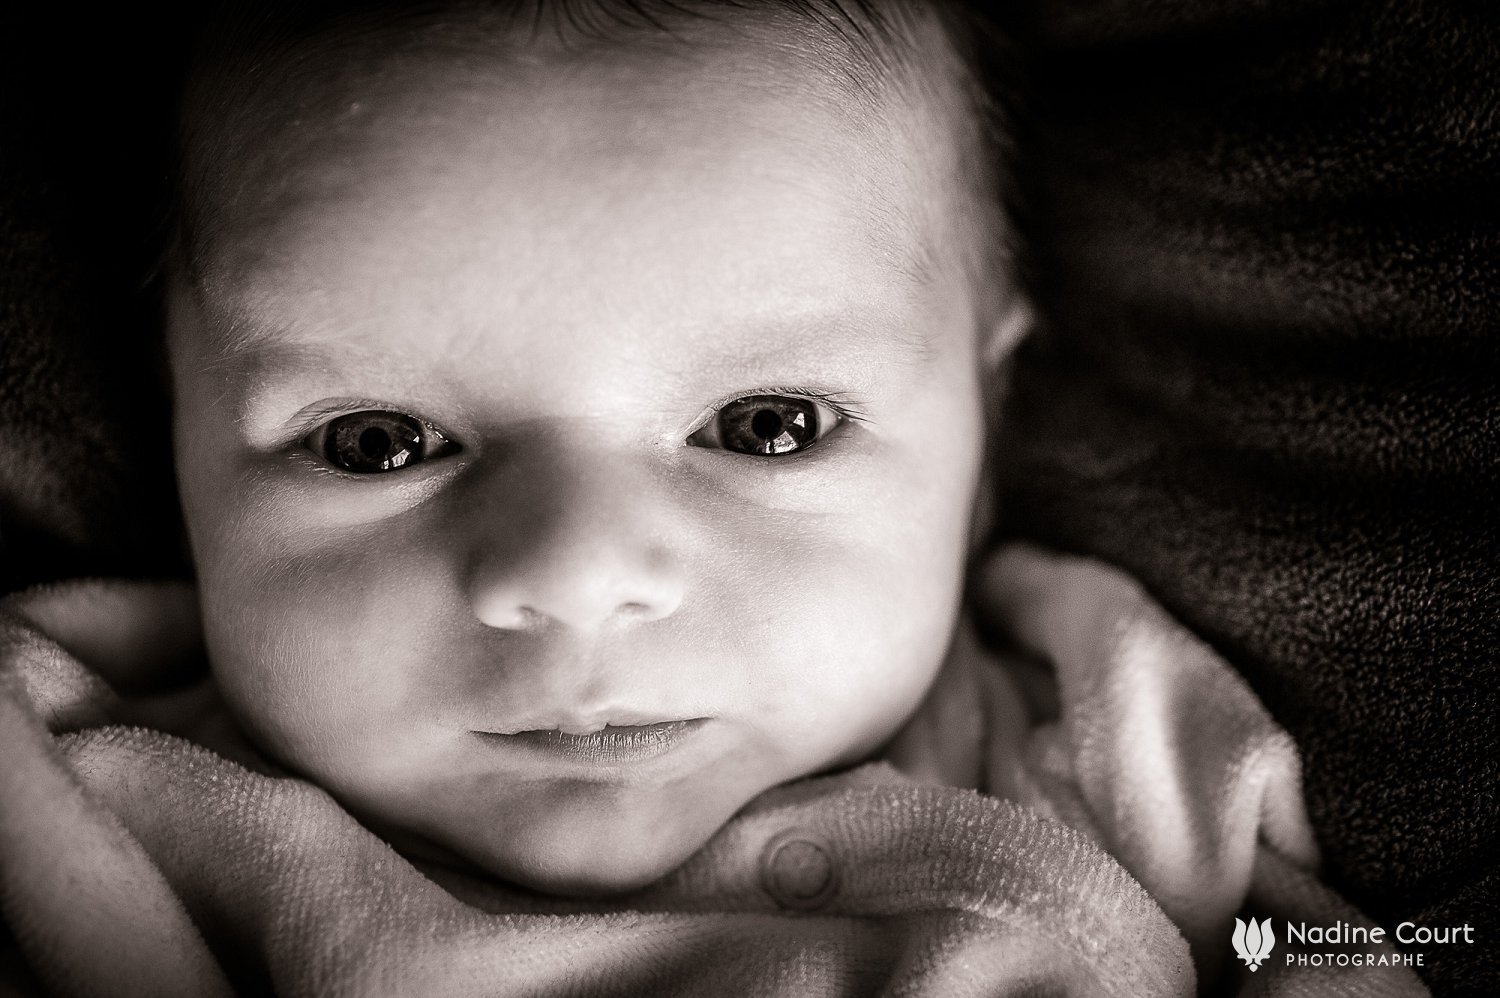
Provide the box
[303,410,460,474]
[688,395,841,456]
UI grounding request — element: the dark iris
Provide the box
[319,411,437,473]
[716,396,818,455]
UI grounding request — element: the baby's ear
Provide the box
[970,295,1031,550]
[982,294,1033,371]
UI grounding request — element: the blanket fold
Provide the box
[0,550,1428,997]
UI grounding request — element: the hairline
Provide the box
[168,1,1015,330]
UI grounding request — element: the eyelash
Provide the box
[291,390,867,440]
[287,386,869,473]
[285,398,395,442]
[690,387,870,435]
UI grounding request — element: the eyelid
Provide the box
[283,398,458,444]
[284,398,393,440]
[686,387,870,438]
[685,389,869,458]
[294,404,463,479]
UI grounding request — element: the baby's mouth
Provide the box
[473,719,708,766]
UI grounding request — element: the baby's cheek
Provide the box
[200,523,457,771]
[715,521,959,765]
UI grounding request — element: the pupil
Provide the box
[751,408,783,440]
[359,427,392,458]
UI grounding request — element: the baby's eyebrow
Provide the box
[199,341,344,430]
[188,268,951,431]
[192,303,434,403]
[199,272,946,368]
[189,293,303,371]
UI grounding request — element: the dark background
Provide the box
[994,2,1498,994]
[2,2,1496,994]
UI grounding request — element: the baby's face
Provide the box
[170,10,1004,894]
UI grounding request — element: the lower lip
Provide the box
[473,719,707,766]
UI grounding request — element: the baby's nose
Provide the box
[465,451,686,632]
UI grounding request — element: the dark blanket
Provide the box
[0,9,187,592]
[994,1,1499,994]
[1,2,1496,995]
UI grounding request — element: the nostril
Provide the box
[481,591,672,632]
[473,601,544,631]
[467,518,685,630]
[616,600,673,622]
[510,606,549,629]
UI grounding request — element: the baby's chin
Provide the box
[481,825,709,898]
[374,773,755,898]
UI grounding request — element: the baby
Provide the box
[167,0,1017,897]
[0,1,1430,995]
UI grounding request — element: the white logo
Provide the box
[1233,917,1276,971]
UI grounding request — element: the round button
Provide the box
[760,829,839,911]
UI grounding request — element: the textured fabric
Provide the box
[0,547,1427,996]
[996,1,1500,993]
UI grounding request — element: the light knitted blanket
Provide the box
[0,547,1428,996]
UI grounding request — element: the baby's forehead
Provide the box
[177,1,985,274]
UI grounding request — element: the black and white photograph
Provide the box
[0,1,1494,995]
